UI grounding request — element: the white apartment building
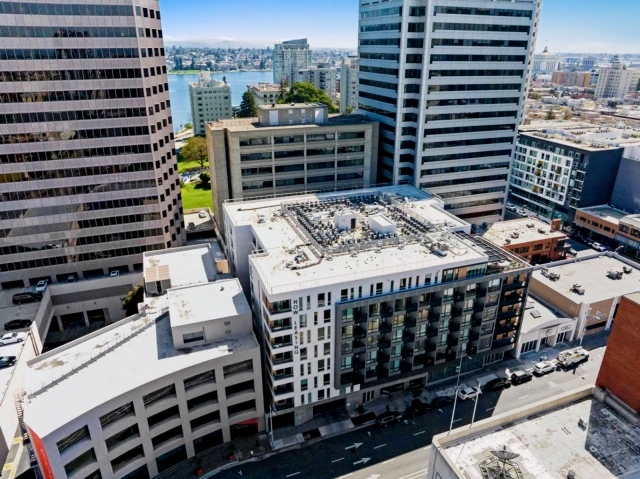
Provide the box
[223,186,533,427]
[24,245,264,479]
[0,0,184,291]
[297,63,338,103]
[357,0,540,225]
[189,71,232,136]
[247,83,282,106]
[595,56,640,99]
[532,47,559,74]
[273,39,311,86]
[340,56,359,114]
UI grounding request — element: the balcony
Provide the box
[353,339,366,354]
[380,322,392,334]
[406,302,418,313]
[403,331,415,343]
[267,318,292,333]
[503,281,525,292]
[269,336,293,350]
[270,352,293,366]
[497,309,520,320]
[273,398,295,412]
[354,325,367,339]
[496,322,518,334]
[272,369,294,382]
[272,383,295,397]
[492,336,516,349]
[500,294,524,307]
[381,307,394,319]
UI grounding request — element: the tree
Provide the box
[199,172,211,189]
[563,110,572,120]
[345,104,354,115]
[279,79,290,100]
[180,136,208,168]
[280,82,338,113]
[184,122,193,129]
[545,110,554,120]
[237,91,258,118]
[122,283,144,316]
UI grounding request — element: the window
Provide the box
[368,319,380,333]
[318,293,325,307]
[184,370,215,391]
[100,402,135,429]
[300,314,307,328]
[324,373,331,386]
[324,310,331,322]
[301,347,307,359]
[187,392,218,411]
[183,331,204,344]
[223,359,252,378]
[318,359,325,371]
[143,385,176,407]
[341,289,348,301]
[57,426,90,454]
[105,425,140,451]
[148,406,180,428]
[190,411,221,430]
[152,426,183,449]
[376,283,383,295]
[318,327,325,341]
[301,379,308,390]
[324,343,331,356]
[111,445,143,473]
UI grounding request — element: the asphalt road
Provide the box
[213,347,605,479]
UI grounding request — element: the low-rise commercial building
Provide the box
[509,122,624,225]
[551,71,591,88]
[428,386,639,479]
[297,64,338,103]
[596,292,640,423]
[572,205,640,260]
[189,71,232,136]
[530,254,640,338]
[515,295,576,358]
[24,245,264,479]
[224,186,533,428]
[247,83,282,106]
[483,218,567,264]
[206,103,379,232]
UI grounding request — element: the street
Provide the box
[212,346,605,479]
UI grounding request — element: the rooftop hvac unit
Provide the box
[538,228,547,234]
[258,214,266,223]
[510,232,520,239]
[541,267,550,277]
[526,223,535,228]
[505,238,511,245]
[571,284,585,295]
[548,271,561,281]
[607,269,623,280]
[623,266,632,274]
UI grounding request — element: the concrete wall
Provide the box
[428,385,595,479]
[207,127,231,233]
[596,296,640,411]
[529,277,581,317]
[578,149,624,216]
[172,310,253,349]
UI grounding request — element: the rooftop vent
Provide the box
[571,284,585,295]
[623,266,632,274]
[538,228,547,234]
[526,223,535,228]
[505,238,511,245]
[607,269,623,280]
[258,214,266,224]
[510,232,520,239]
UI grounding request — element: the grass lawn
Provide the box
[181,183,213,210]
[178,160,209,174]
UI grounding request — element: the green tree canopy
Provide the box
[122,283,144,316]
[237,91,258,118]
[180,136,208,168]
[280,82,338,113]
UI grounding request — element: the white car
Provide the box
[533,361,556,375]
[591,242,607,252]
[110,270,120,277]
[198,211,207,218]
[458,386,481,401]
[506,204,517,212]
[34,280,48,293]
[0,332,27,346]
[516,209,527,216]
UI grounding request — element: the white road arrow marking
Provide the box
[374,443,387,449]
[367,431,371,436]
[345,442,364,451]
[366,475,381,479]
[332,458,345,463]
[354,457,372,466]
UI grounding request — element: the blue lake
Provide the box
[168,71,274,132]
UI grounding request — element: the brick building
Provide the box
[596,292,640,416]
[482,218,568,264]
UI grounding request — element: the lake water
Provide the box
[168,71,274,132]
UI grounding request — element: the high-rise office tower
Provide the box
[340,56,359,114]
[357,1,541,224]
[273,38,311,86]
[0,0,185,290]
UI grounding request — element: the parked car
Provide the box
[0,356,16,368]
[591,242,607,252]
[568,248,578,256]
[485,377,512,391]
[405,397,432,417]
[188,222,196,230]
[110,270,120,277]
[66,275,77,283]
[510,370,533,385]
[0,332,27,346]
[34,280,48,293]
[516,209,527,216]
[198,211,207,218]
[533,361,556,376]
[458,386,481,401]
[4,320,32,331]
[11,292,42,305]
[506,204,517,212]
[430,395,454,409]
[377,411,403,427]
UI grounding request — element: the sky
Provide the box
[160,0,640,53]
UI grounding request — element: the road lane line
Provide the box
[453,418,462,423]
[374,444,387,449]
[338,475,352,479]
[414,431,426,436]
[486,407,495,411]
[519,395,530,399]
[286,473,301,478]
[382,459,396,465]
[332,458,345,463]
[398,469,428,479]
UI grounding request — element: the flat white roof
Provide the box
[578,205,629,224]
[533,255,640,304]
[168,279,250,327]
[483,218,566,247]
[443,398,639,479]
[521,295,572,334]
[24,312,258,438]
[144,244,217,288]
[225,186,490,294]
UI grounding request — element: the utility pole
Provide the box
[470,380,482,428]
[448,354,467,435]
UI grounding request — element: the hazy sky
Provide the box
[161,0,640,53]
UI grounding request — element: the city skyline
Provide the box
[161,0,640,53]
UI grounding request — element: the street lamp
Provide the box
[448,354,468,435]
